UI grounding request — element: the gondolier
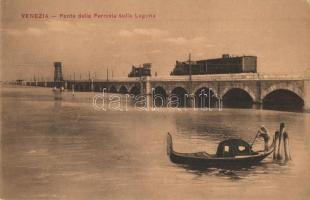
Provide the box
[257,126,270,151]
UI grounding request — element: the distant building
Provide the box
[128,63,152,77]
[170,54,257,75]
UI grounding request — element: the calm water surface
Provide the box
[1,86,310,200]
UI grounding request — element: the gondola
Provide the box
[167,133,275,168]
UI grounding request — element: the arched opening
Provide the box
[119,86,128,94]
[263,89,304,111]
[81,85,87,92]
[153,86,167,107]
[98,85,107,92]
[130,86,141,95]
[223,88,254,108]
[87,84,92,91]
[94,85,101,92]
[109,86,117,93]
[194,87,218,108]
[170,87,189,108]
[81,84,91,92]
[74,84,80,91]
[101,86,108,92]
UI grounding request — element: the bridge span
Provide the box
[22,73,310,110]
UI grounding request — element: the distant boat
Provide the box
[167,133,275,168]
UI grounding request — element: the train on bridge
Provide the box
[171,54,257,76]
[128,63,152,77]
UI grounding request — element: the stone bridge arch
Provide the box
[118,85,129,94]
[192,82,219,97]
[109,85,117,93]
[151,82,189,96]
[261,82,304,109]
[221,86,256,101]
[129,84,141,95]
[151,84,170,95]
[261,82,304,100]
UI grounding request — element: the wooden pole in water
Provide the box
[283,132,292,161]
[273,132,278,160]
[276,123,285,160]
[273,122,291,162]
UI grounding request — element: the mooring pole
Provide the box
[283,131,292,161]
[276,123,285,160]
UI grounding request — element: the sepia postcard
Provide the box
[1,0,310,199]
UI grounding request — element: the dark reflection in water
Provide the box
[1,86,310,200]
[262,104,305,113]
[177,160,293,181]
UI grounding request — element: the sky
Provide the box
[1,0,310,81]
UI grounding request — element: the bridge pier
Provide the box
[304,80,310,110]
[91,79,94,91]
[188,96,196,108]
[143,77,152,110]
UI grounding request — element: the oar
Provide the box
[250,130,260,147]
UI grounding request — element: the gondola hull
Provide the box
[167,133,274,168]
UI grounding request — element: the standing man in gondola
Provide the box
[257,126,270,151]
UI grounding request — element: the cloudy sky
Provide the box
[1,0,310,80]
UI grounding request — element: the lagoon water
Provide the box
[1,86,310,200]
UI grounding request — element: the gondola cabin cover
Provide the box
[216,139,253,157]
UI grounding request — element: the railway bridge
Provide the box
[24,73,310,110]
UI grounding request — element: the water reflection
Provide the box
[262,105,304,113]
[53,90,63,101]
[177,159,293,181]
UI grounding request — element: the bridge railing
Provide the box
[67,77,142,82]
[150,73,305,81]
